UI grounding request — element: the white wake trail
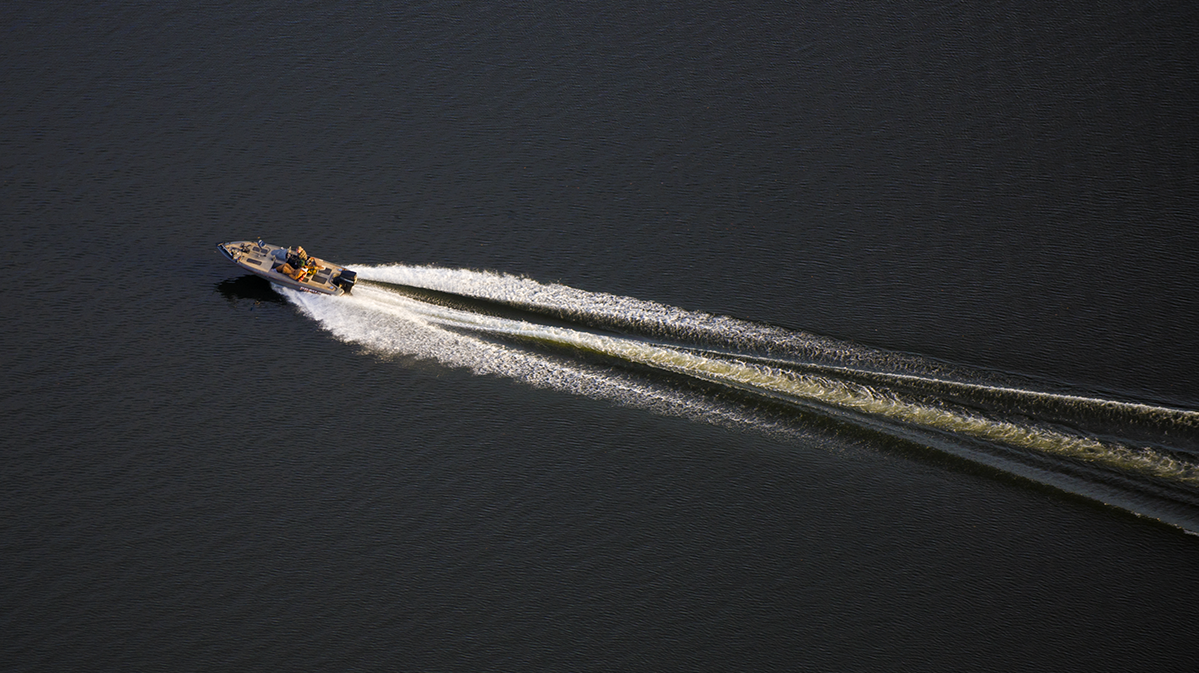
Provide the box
[280,282,802,440]
[274,263,1199,531]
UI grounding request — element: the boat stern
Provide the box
[333,268,357,294]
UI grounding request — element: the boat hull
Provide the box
[216,240,355,296]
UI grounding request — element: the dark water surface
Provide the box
[5,1,1199,670]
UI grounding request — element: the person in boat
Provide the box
[277,262,305,280]
[276,246,321,281]
[287,246,309,267]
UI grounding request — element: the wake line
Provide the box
[280,264,1199,527]
[404,299,1199,487]
[357,277,1198,432]
[732,355,1199,423]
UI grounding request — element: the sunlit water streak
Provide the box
[281,264,1199,530]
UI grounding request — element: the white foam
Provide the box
[279,283,806,441]
[280,269,1199,490]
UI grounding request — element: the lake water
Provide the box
[5,1,1199,670]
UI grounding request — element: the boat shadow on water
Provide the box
[215,274,287,305]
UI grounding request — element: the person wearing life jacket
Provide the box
[277,246,312,281]
[286,246,309,268]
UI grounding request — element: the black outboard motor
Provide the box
[334,269,357,294]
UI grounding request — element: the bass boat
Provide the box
[216,240,357,296]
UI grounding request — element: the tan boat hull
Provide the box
[217,240,355,296]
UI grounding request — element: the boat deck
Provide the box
[218,240,347,295]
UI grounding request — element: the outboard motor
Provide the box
[334,269,357,294]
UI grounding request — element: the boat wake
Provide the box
[279,264,1199,532]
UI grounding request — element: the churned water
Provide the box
[287,266,1199,528]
